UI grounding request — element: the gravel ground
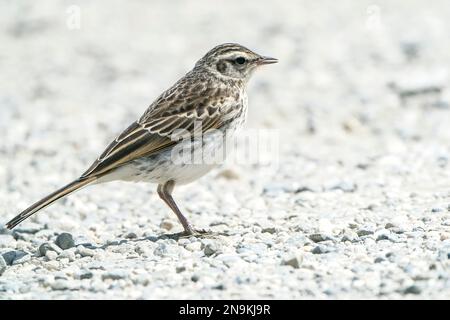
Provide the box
[1,1,450,299]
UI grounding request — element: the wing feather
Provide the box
[81,81,241,179]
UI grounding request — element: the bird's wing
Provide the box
[81,84,241,179]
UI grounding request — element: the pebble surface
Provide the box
[1,1,450,299]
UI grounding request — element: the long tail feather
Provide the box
[5,177,96,229]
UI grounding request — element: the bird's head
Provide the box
[195,43,277,81]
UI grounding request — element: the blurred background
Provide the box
[1,0,450,251]
[1,0,450,299]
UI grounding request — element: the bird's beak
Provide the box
[257,56,278,65]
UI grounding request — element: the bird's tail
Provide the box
[5,176,97,230]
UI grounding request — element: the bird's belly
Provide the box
[102,124,239,185]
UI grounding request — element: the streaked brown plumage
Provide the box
[6,43,277,235]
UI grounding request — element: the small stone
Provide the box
[312,245,330,254]
[14,223,42,234]
[45,250,58,261]
[216,169,240,180]
[77,245,95,257]
[51,280,71,291]
[39,243,59,256]
[2,250,29,265]
[191,274,200,282]
[12,252,30,265]
[309,233,329,243]
[404,285,421,295]
[0,255,6,275]
[185,242,202,252]
[204,243,218,257]
[2,251,16,265]
[374,257,385,263]
[44,261,60,270]
[376,234,389,241]
[341,230,359,242]
[55,233,75,250]
[160,220,174,231]
[39,243,50,256]
[213,284,225,290]
[87,262,105,270]
[357,229,374,237]
[262,227,277,234]
[58,249,76,261]
[391,227,405,234]
[385,223,396,229]
[79,271,93,280]
[176,266,186,273]
[281,255,302,269]
[125,232,137,239]
[102,270,128,280]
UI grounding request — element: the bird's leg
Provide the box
[157,180,196,235]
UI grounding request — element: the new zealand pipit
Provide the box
[6,43,277,235]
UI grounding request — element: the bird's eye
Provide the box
[235,57,246,64]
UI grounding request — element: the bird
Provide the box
[5,43,277,235]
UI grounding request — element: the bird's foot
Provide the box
[181,227,212,238]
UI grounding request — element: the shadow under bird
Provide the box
[6,43,277,235]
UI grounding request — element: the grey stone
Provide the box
[376,232,389,241]
[12,252,30,265]
[124,232,137,239]
[55,233,75,250]
[39,242,63,256]
[309,233,330,243]
[281,256,302,269]
[385,223,396,229]
[14,223,42,234]
[102,270,128,280]
[262,227,277,234]
[39,243,53,256]
[204,243,218,257]
[191,274,200,282]
[0,228,13,236]
[312,245,331,254]
[0,255,6,276]
[357,229,374,237]
[2,251,23,265]
[404,285,421,295]
[79,271,93,280]
[176,266,186,273]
